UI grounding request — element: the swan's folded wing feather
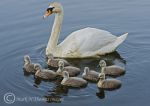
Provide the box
[58,27,117,57]
[75,28,117,52]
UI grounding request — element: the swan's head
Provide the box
[43,2,63,19]
[24,55,31,64]
[99,60,107,68]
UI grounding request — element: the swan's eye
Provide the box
[46,7,54,12]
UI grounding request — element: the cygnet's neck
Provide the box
[61,75,68,84]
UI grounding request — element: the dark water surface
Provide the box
[0,0,150,106]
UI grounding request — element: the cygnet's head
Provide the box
[34,64,42,71]
[83,67,90,75]
[58,60,64,68]
[43,2,63,19]
[99,60,107,67]
[24,55,31,64]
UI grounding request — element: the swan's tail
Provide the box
[114,33,128,48]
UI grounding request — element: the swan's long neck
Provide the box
[46,10,63,55]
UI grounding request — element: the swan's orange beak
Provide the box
[43,10,52,19]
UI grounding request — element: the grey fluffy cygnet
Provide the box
[23,55,37,73]
[99,60,125,77]
[34,64,57,80]
[56,60,80,77]
[61,71,88,88]
[82,67,99,82]
[97,68,121,90]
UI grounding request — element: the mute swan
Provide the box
[43,2,128,58]
[23,55,37,73]
[46,53,69,68]
[56,60,80,77]
[99,60,125,77]
[82,67,99,82]
[34,64,57,80]
[61,71,88,88]
[97,69,121,90]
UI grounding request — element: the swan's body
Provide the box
[56,61,80,77]
[61,71,88,88]
[82,67,99,82]
[23,55,37,73]
[97,68,121,90]
[99,60,125,77]
[47,54,69,68]
[34,64,57,80]
[44,2,128,58]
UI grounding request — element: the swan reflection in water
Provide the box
[23,51,126,102]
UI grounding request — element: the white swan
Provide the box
[43,2,128,58]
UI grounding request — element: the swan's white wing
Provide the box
[75,28,116,52]
[58,27,117,57]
